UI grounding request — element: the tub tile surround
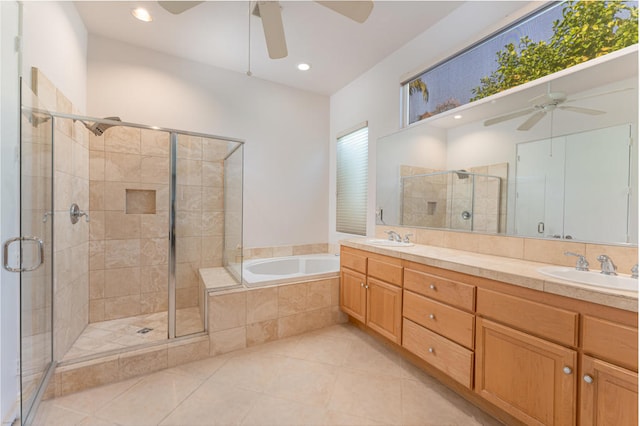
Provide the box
[361,227,638,311]
[205,277,347,356]
[243,243,332,260]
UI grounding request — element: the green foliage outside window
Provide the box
[471,0,638,102]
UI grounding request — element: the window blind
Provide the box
[336,124,368,235]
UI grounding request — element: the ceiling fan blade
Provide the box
[517,111,546,131]
[484,108,535,127]
[158,1,204,15]
[558,106,606,115]
[257,1,288,59]
[315,1,374,23]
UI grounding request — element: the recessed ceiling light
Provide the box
[297,63,311,71]
[132,7,153,22]
[454,115,462,120]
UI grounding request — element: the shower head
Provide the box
[455,170,469,179]
[77,116,122,136]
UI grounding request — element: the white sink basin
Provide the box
[365,238,414,247]
[538,266,638,292]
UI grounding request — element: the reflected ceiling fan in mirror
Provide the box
[481,84,628,131]
[158,1,374,59]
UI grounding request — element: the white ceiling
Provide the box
[74,1,463,95]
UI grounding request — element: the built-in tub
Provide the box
[242,254,340,287]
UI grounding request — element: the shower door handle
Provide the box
[3,236,44,272]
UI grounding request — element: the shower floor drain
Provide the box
[137,327,153,334]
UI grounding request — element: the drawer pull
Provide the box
[562,366,573,375]
[583,374,594,384]
[429,314,436,320]
[428,347,435,354]
[429,284,436,290]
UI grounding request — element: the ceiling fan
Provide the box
[483,86,615,131]
[158,1,374,59]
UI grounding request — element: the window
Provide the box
[336,123,368,235]
[403,0,638,126]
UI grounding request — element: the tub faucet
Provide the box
[565,252,589,271]
[596,254,617,276]
[385,230,402,242]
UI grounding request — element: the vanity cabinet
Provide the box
[340,247,403,344]
[401,263,476,388]
[580,316,638,426]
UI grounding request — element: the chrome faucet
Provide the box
[596,254,617,276]
[631,264,638,279]
[385,230,402,242]
[403,233,413,243]
[564,252,589,271]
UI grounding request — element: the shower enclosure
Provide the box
[14,81,243,424]
[401,170,502,233]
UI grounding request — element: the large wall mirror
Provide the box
[377,46,638,245]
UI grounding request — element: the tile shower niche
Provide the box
[126,189,156,214]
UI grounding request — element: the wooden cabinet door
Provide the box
[475,318,577,426]
[366,277,402,344]
[340,268,367,323]
[580,355,638,426]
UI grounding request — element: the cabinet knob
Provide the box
[429,284,436,290]
[360,282,364,287]
[428,347,434,353]
[562,366,572,375]
[429,314,435,320]
[583,375,594,384]
[364,284,369,289]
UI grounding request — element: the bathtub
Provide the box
[242,254,340,288]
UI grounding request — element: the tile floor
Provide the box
[34,324,502,426]
[61,308,204,362]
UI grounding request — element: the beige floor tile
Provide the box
[94,370,202,425]
[207,351,288,392]
[77,416,121,426]
[264,357,338,407]
[289,330,354,366]
[32,400,87,425]
[324,410,388,425]
[166,352,232,381]
[50,376,142,415]
[160,381,260,426]
[341,336,410,379]
[240,395,327,426]
[328,369,403,424]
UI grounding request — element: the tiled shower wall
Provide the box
[33,69,90,360]
[87,131,227,322]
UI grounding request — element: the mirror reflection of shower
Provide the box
[400,166,506,233]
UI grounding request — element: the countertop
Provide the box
[341,238,638,312]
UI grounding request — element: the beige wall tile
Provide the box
[247,320,278,347]
[141,211,169,238]
[32,68,57,111]
[443,231,480,252]
[104,267,141,298]
[89,181,105,210]
[89,240,105,271]
[105,152,141,182]
[118,346,168,380]
[89,133,104,151]
[105,239,140,268]
[414,228,445,247]
[176,185,203,211]
[89,210,105,241]
[178,136,203,160]
[126,189,156,214]
[476,234,524,259]
[272,246,294,257]
[54,132,73,174]
[176,262,201,289]
[59,357,119,396]
[209,292,247,332]
[141,238,169,266]
[177,159,202,186]
[140,129,170,157]
[278,312,309,339]
[202,188,223,212]
[202,212,224,236]
[246,287,279,324]
[202,161,223,187]
[104,294,141,320]
[104,126,141,154]
[104,182,126,211]
[140,156,169,184]
[168,337,210,368]
[585,244,638,273]
[202,138,229,162]
[175,211,202,237]
[104,211,141,240]
[278,284,307,316]
[176,237,201,263]
[140,290,168,314]
[176,287,199,309]
[89,270,105,300]
[306,279,333,310]
[201,237,223,268]
[141,264,169,293]
[210,327,246,356]
[523,239,586,267]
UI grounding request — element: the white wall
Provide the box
[21,1,87,112]
[86,35,330,249]
[0,2,21,423]
[328,1,541,244]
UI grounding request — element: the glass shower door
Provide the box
[18,89,54,424]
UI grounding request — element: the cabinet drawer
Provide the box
[402,318,474,389]
[476,288,578,347]
[403,290,475,349]
[368,257,403,287]
[340,248,367,274]
[583,315,638,371]
[404,268,475,311]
